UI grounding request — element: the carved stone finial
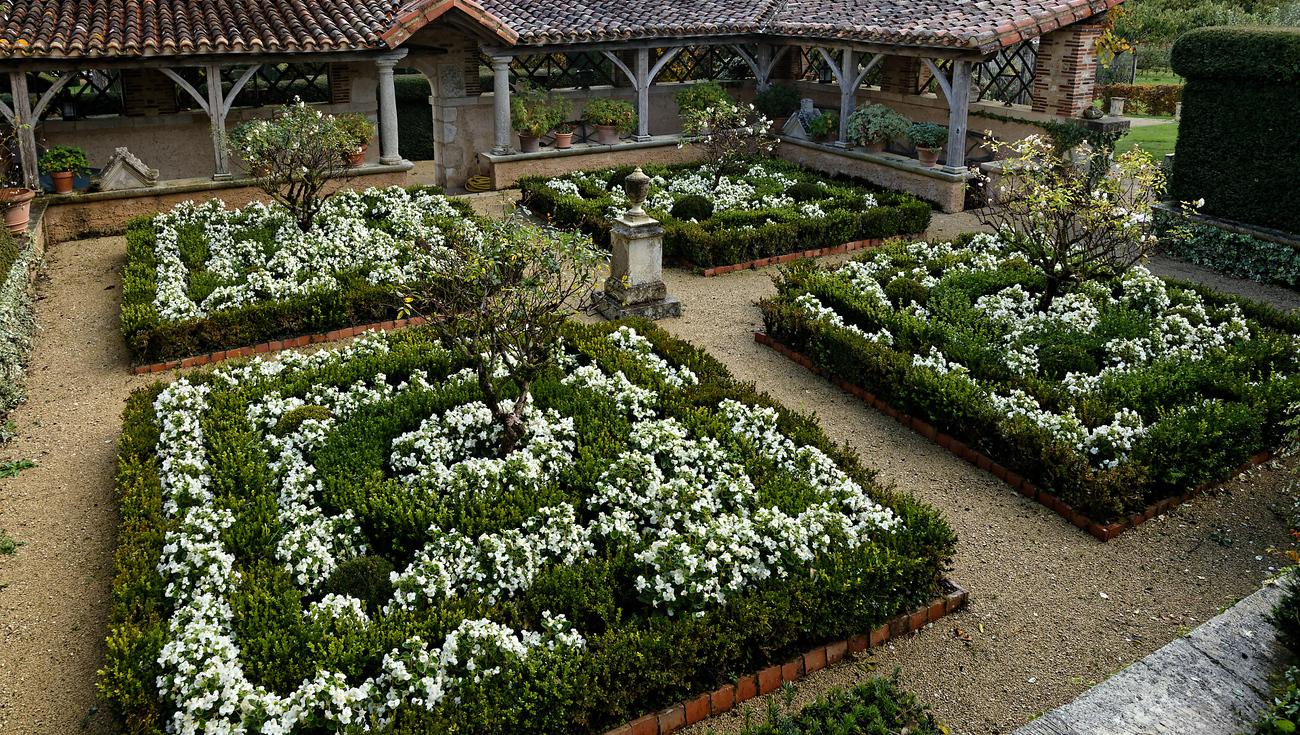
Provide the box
[622,167,651,219]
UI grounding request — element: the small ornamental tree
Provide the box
[977,134,1167,311]
[228,100,354,232]
[402,215,606,456]
[679,101,777,186]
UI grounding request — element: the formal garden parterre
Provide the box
[759,231,1300,525]
[120,185,480,365]
[518,160,931,271]
[102,319,955,735]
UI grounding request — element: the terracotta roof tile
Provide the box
[0,0,1120,60]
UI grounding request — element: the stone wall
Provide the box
[40,61,383,181]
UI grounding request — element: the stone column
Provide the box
[1031,17,1106,118]
[8,72,39,190]
[944,60,972,172]
[376,57,403,164]
[490,55,512,155]
[596,168,681,320]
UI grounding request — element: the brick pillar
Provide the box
[1031,17,1105,117]
[770,46,800,83]
[880,56,921,95]
[121,69,179,115]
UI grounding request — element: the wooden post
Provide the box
[634,47,651,142]
[9,72,39,190]
[944,60,972,172]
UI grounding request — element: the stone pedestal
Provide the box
[595,213,681,320]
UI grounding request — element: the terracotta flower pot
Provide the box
[518,134,541,153]
[348,147,367,167]
[51,170,75,193]
[594,125,621,145]
[864,140,886,154]
[1,187,36,235]
[916,147,942,167]
[553,132,573,149]
[771,116,789,133]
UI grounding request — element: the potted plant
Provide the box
[754,84,800,132]
[511,85,570,153]
[673,81,732,119]
[39,145,89,194]
[583,98,637,145]
[336,113,375,167]
[0,186,35,234]
[804,111,838,143]
[553,122,574,150]
[907,122,948,167]
[847,103,911,153]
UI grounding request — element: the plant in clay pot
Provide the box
[803,111,838,142]
[847,104,911,153]
[38,145,89,194]
[907,122,948,167]
[511,84,570,153]
[553,122,574,149]
[583,98,637,145]
[336,113,375,167]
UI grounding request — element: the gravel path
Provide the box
[0,236,144,734]
[0,224,1294,735]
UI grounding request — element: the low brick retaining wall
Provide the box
[130,316,427,375]
[756,332,1275,542]
[694,234,924,277]
[605,578,968,735]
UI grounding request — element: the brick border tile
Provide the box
[753,331,1276,542]
[130,316,429,375]
[609,578,967,735]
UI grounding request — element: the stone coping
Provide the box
[756,332,1276,541]
[480,135,689,164]
[777,136,975,183]
[37,161,415,205]
[1013,580,1290,735]
[603,578,968,735]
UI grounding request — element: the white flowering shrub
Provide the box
[519,160,931,268]
[763,232,1300,519]
[120,185,481,363]
[104,321,953,735]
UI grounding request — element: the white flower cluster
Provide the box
[795,293,894,346]
[149,326,900,731]
[801,234,1261,470]
[150,187,474,322]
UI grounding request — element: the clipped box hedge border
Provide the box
[518,162,933,270]
[102,319,957,735]
[119,187,476,366]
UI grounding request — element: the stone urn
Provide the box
[1,187,35,234]
[622,167,652,219]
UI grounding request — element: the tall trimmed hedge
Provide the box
[1170,26,1300,235]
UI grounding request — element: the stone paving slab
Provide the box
[1014,583,1290,735]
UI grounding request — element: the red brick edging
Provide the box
[603,578,968,735]
[130,316,428,375]
[755,331,1276,542]
[695,234,925,277]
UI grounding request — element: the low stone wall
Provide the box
[483,136,703,190]
[38,164,414,244]
[777,137,970,213]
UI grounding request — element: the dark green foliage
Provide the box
[0,227,18,281]
[274,405,332,436]
[761,235,1300,521]
[102,321,954,735]
[394,74,434,161]
[1157,210,1300,289]
[1258,574,1300,734]
[520,160,931,268]
[741,674,943,735]
[119,187,476,363]
[1272,577,1300,656]
[1170,26,1300,235]
[785,181,824,202]
[322,555,396,614]
[670,194,715,222]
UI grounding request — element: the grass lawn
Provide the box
[1118,120,1178,159]
[1136,69,1183,85]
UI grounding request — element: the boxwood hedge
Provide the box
[519,160,932,269]
[100,320,954,735]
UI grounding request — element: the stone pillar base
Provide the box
[594,292,682,320]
